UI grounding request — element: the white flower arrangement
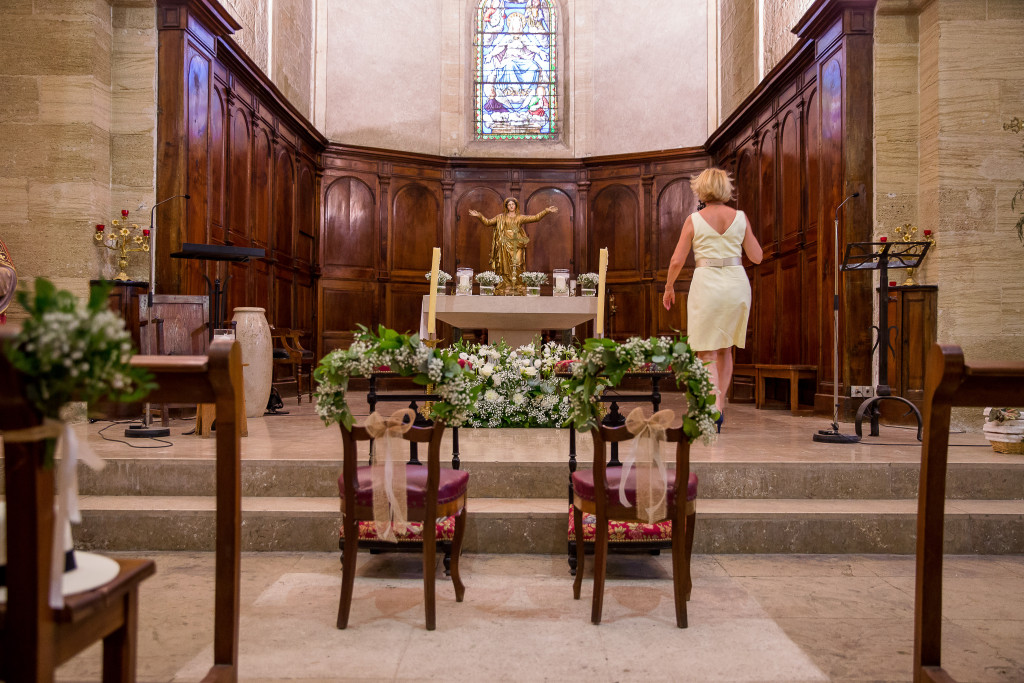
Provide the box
[424,270,452,283]
[520,271,548,287]
[451,339,580,428]
[475,271,503,286]
[577,272,600,288]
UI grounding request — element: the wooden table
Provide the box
[755,364,817,414]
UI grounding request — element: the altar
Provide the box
[419,295,598,347]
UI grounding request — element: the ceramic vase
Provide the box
[232,307,272,418]
[983,408,1024,454]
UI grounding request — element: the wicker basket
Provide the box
[989,439,1024,455]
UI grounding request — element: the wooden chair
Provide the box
[271,327,314,404]
[572,420,697,627]
[337,418,468,631]
[913,344,1024,683]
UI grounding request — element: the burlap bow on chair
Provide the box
[364,408,416,543]
[621,407,675,524]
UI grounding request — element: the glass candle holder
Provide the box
[552,269,570,297]
[456,267,474,296]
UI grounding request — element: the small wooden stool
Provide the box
[755,364,817,414]
[728,363,756,404]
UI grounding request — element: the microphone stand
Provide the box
[125,194,190,439]
[813,192,862,444]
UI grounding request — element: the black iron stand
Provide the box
[840,241,930,441]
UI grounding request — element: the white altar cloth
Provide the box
[420,295,598,348]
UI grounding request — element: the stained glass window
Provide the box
[474,0,558,141]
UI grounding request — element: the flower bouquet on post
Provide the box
[475,271,502,296]
[578,272,599,296]
[520,271,548,296]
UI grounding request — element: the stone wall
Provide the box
[718,0,758,119]
[873,0,1024,367]
[271,0,314,121]
[0,0,158,321]
[321,0,708,157]
[223,0,269,73]
[763,0,814,75]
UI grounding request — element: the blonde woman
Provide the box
[663,168,763,431]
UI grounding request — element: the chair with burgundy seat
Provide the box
[337,414,468,631]
[572,415,697,627]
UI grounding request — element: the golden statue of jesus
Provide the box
[468,197,557,295]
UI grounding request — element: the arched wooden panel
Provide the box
[589,184,640,275]
[778,253,801,363]
[296,163,315,265]
[227,106,251,240]
[524,188,573,275]
[274,265,293,328]
[805,88,820,243]
[391,182,440,273]
[756,264,777,363]
[273,147,294,257]
[322,176,375,271]
[656,178,697,271]
[758,129,776,247]
[251,125,272,247]
[455,187,504,274]
[820,58,844,385]
[210,85,226,233]
[779,112,801,243]
[735,147,757,228]
[185,51,210,298]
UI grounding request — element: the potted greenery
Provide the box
[424,270,451,295]
[578,272,599,296]
[475,271,502,295]
[983,408,1024,454]
[520,271,548,296]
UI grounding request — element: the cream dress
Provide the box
[686,210,751,351]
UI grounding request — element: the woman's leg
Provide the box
[716,347,734,412]
[697,350,721,411]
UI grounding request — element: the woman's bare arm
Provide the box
[742,215,763,264]
[662,216,694,310]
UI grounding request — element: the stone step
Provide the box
[75,496,1024,555]
[76,458,1024,500]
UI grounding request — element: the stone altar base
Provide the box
[61,401,1024,555]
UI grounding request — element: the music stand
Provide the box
[841,240,931,440]
[170,243,265,340]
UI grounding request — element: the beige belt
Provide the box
[695,257,742,268]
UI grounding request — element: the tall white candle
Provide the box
[427,248,441,336]
[595,248,608,337]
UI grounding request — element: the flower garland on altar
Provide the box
[314,325,481,430]
[562,336,719,444]
[451,339,579,428]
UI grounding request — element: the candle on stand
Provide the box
[595,248,608,337]
[427,247,441,337]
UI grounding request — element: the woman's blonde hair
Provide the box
[690,168,734,204]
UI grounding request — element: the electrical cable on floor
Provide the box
[96,420,174,448]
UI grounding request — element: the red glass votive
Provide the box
[889,281,897,287]
[121,209,129,217]
[143,229,150,236]
[924,230,932,236]
[879,236,887,242]
[96,224,105,232]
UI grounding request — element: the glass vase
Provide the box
[526,285,541,297]
[436,283,446,296]
[552,269,570,297]
[479,284,495,296]
[456,267,474,296]
[581,287,596,297]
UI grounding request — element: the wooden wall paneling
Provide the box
[185,45,212,298]
[654,177,698,277]
[320,279,377,353]
[758,126,777,254]
[653,279,688,338]
[320,174,376,280]
[779,109,802,251]
[522,186,574,285]
[210,82,227,244]
[801,249,819,365]
[777,253,802,364]
[272,144,295,262]
[389,180,442,278]
[226,260,248,319]
[251,124,272,248]
[804,87,820,246]
[605,283,646,341]
[295,272,313,334]
[755,263,777,363]
[385,282,432,340]
[817,54,844,399]
[454,186,505,276]
[296,163,315,265]
[589,182,642,278]
[735,146,758,230]
[274,265,293,329]
[226,101,251,244]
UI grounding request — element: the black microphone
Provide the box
[148,194,191,306]
[834,192,860,222]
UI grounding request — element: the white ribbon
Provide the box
[364,409,415,543]
[1,418,105,608]
[620,408,675,524]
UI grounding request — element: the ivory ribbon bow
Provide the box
[1,417,105,609]
[364,409,416,543]
[621,408,675,524]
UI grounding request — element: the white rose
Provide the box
[534,359,542,368]
[484,389,500,402]
[492,374,503,387]
[522,366,538,378]
[512,393,524,405]
[480,364,494,378]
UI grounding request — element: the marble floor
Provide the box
[55,551,1024,682]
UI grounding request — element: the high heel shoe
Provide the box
[714,411,724,433]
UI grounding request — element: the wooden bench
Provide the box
[755,364,817,415]
[728,363,756,404]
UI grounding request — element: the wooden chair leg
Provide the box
[101,590,139,682]
[591,512,608,624]
[671,512,689,629]
[685,509,696,601]
[337,529,359,629]
[423,517,437,631]
[450,505,467,602]
[573,505,585,600]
